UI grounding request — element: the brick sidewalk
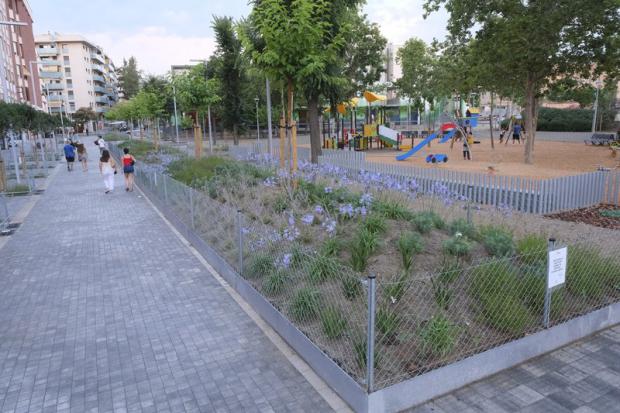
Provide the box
[0,141,333,413]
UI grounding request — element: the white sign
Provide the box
[547,247,567,289]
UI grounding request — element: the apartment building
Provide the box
[0,0,40,105]
[34,33,118,116]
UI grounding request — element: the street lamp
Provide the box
[592,79,602,133]
[255,96,260,142]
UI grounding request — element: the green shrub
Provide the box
[443,235,472,257]
[351,227,379,272]
[412,211,444,234]
[263,270,288,296]
[103,132,126,142]
[361,214,387,235]
[437,256,462,284]
[6,184,30,193]
[480,225,515,257]
[398,231,424,270]
[376,306,401,343]
[374,199,414,220]
[477,293,535,334]
[536,108,594,132]
[341,275,363,300]
[290,244,309,268]
[321,307,348,339]
[354,336,380,369]
[167,156,230,186]
[431,277,453,310]
[273,194,289,213]
[448,218,477,240]
[519,271,565,316]
[245,253,275,279]
[308,254,340,283]
[382,272,410,303]
[420,315,458,358]
[566,246,620,300]
[290,288,322,322]
[320,238,343,257]
[516,235,548,265]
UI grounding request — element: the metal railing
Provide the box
[108,141,620,393]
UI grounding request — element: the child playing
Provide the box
[463,134,473,160]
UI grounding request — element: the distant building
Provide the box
[34,33,118,117]
[0,0,41,106]
[170,65,193,76]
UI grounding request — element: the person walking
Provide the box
[76,141,88,172]
[97,135,106,155]
[512,123,522,144]
[99,149,117,194]
[121,147,136,192]
[63,140,76,171]
[463,134,472,160]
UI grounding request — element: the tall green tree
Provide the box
[424,0,620,164]
[117,57,141,99]
[212,16,245,145]
[72,107,97,131]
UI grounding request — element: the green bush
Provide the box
[351,227,379,272]
[6,184,30,193]
[374,199,414,220]
[477,292,535,334]
[354,336,380,369]
[420,315,458,358]
[308,254,340,283]
[320,238,343,257]
[398,231,424,270]
[321,307,348,339]
[437,256,462,284]
[566,246,620,300]
[290,288,322,322]
[118,140,157,159]
[537,108,594,132]
[431,277,453,310]
[273,194,289,213]
[516,235,548,266]
[411,213,434,234]
[263,270,288,296]
[448,218,478,240]
[442,235,472,257]
[103,132,127,142]
[480,225,514,257]
[382,272,410,303]
[341,275,363,300]
[376,306,402,343]
[519,271,565,316]
[361,214,387,235]
[167,156,230,186]
[245,253,275,279]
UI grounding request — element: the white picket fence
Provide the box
[230,142,620,215]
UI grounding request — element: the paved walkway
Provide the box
[0,140,332,413]
[410,325,620,413]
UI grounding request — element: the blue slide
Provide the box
[396,132,438,161]
[439,128,456,144]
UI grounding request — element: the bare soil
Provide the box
[546,204,620,230]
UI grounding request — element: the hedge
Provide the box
[501,108,594,132]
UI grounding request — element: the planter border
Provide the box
[136,171,620,413]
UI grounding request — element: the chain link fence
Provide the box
[109,142,620,393]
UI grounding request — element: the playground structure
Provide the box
[321,91,483,163]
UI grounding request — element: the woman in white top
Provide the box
[99,149,117,194]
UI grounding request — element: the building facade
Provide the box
[0,0,40,105]
[34,33,118,116]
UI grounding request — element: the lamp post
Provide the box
[255,96,260,142]
[265,78,273,157]
[172,84,180,143]
[592,79,602,133]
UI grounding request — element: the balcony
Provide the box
[39,60,61,67]
[93,75,105,83]
[44,83,64,91]
[39,71,63,79]
[47,95,64,102]
[95,96,109,104]
[95,107,108,113]
[94,85,107,93]
[90,53,104,64]
[37,47,58,56]
[91,64,105,73]
[50,106,63,113]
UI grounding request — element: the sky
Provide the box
[29,0,449,75]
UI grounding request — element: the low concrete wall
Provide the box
[368,302,620,413]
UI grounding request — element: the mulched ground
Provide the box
[546,204,620,230]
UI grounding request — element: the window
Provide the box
[69,102,75,111]
[63,56,69,64]
[66,80,72,87]
[64,67,71,75]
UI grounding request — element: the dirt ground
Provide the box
[349,140,619,179]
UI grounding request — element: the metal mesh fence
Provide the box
[110,141,620,392]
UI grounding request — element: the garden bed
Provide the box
[546,204,620,230]
[121,142,620,390]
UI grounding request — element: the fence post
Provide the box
[0,193,9,234]
[237,210,244,274]
[366,273,376,393]
[466,185,473,224]
[543,238,556,328]
[189,188,195,229]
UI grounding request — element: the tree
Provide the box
[396,38,438,110]
[142,75,175,117]
[117,57,141,99]
[72,107,97,132]
[212,16,246,145]
[424,0,620,164]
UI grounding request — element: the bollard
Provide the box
[543,238,556,328]
[366,273,376,393]
[163,174,168,204]
[237,210,244,274]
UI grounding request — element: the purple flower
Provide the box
[324,186,333,194]
[263,177,277,187]
[355,206,368,216]
[287,212,295,227]
[301,214,315,226]
[338,203,355,218]
[322,219,337,236]
[314,205,324,215]
[283,226,300,241]
[360,193,373,206]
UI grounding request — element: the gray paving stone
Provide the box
[0,139,333,413]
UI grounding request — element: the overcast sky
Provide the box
[29,0,448,75]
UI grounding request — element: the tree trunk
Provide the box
[233,124,239,146]
[287,78,296,171]
[523,76,537,164]
[307,94,322,164]
[489,92,495,149]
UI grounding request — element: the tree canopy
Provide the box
[117,57,141,99]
